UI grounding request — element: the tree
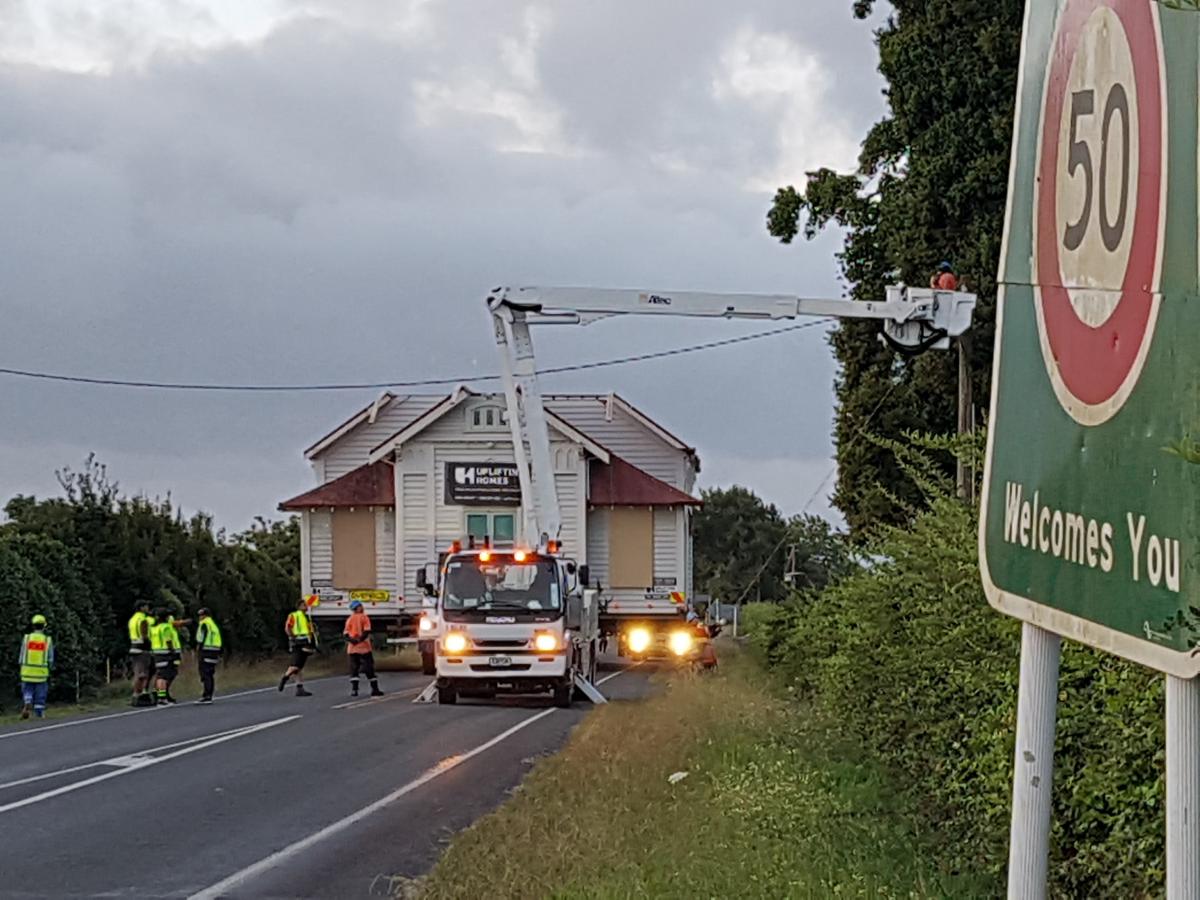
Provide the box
[767,0,1023,534]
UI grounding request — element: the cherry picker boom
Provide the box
[486,283,976,667]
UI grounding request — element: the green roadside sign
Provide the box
[980,0,1200,676]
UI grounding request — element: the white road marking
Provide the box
[0,723,290,792]
[188,666,634,900]
[0,715,300,815]
[0,676,345,741]
[331,687,422,710]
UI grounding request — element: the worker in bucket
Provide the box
[930,261,958,291]
[18,614,53,719]
[343,600,383,698]
[278,596,315,697]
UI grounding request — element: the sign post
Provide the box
[982,0,1200,893]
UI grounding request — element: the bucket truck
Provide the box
[485,284,976,674]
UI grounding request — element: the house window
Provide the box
[467,404,509,432]
[466,511,516,547]
[609,507,654,588]
[332,508,377,590]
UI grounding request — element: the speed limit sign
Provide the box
[1032,0,1166,425]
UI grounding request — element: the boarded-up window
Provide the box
[609,507,654,588]
[332,508,377,590]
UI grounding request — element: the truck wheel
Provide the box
[437,685,457,705]
[553,683,572,709]
[421,647,436,676]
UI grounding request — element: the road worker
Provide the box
[278,597,315,697]
[150,608,182,705]
[344,600,383,698]
[930,261,959,291]
[194,608,222,704]
[128,601,154,707]
[18,614,53,719]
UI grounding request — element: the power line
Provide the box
[0,319,832,393]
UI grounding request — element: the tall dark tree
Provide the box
[767,0,1023,534]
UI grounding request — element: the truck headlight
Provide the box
[419,616,435,633]
[443,632,468,654]
[669,630,693,657]
[627,627,652,654]
[533,631,559,652]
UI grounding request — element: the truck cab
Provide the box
[418,541,599,708]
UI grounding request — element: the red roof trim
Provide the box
[279,461,395,511]
[588,457,700,507]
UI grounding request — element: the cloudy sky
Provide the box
[0,0,886,530]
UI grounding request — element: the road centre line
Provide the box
[0,675,347,741]
[0,721,295,792]
[188,666,633,900]
[331,687,423,710]
[0,715,300,815]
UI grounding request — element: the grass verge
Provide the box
[415,644,984,899]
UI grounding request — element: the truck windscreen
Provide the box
[443,558,561,612]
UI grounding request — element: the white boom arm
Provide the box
[488,284,976,549]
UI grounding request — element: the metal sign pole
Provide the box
[1167,674,1200,898]
[1007,622,1061,899]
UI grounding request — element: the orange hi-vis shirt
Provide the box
[933,272,958,290]
[344,611,373,654]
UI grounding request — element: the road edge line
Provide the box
[188,665,634,899]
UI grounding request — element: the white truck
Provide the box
[415,539,604,707]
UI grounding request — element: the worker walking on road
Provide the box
[195,608,222,704]
[150,608,182,705]
[279,597,315,697]
[128,601,154,707]
[18,614,53,719]
[344,600,383,698]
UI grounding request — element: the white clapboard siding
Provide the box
[401,472,432,598]
[653,507,679,580]
[375,508,397,595]
[586,508,609,585]
[546,397,685,487]
[310,510,332,583]
[319,395,439,481]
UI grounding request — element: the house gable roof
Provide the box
[588,456,700,507]
[304,391,397,460]
[279,460,395,510]
[366,388,611,464]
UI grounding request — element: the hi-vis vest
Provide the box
[151,621,180,657]
[128,611,149,652]
[289,610,312,640]
[19,631,51,683]
[199,617,222,652]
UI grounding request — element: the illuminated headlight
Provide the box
[442,632,468,654]
[627,627,652,654]
[533,631,559,653]
[419,616,435,633]
[669,630,693,657]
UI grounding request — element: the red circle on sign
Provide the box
[1035,0,1164,408]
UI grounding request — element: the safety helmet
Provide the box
[349,600,363,611]
[938,260,953,271]
[31,614,47,627]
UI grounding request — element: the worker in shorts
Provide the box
[278,597,315,697]
[150,608,182,705]
[128,601,154,707]
[344,600,383,698]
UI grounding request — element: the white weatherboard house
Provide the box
[280,388,700,622]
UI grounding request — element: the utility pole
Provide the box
[956,335,974,503]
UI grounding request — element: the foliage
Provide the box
[743,440,1168,896]
[418,648,968,899]
[766,0,1023,534]
[1,455,302,699]
[692,486,852,604]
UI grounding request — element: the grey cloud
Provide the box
[0,0,882,528]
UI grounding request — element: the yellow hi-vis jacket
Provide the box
[19,631,52,683]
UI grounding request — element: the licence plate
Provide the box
[488,656,513,668]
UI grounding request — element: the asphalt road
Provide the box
[0,659,653,899]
